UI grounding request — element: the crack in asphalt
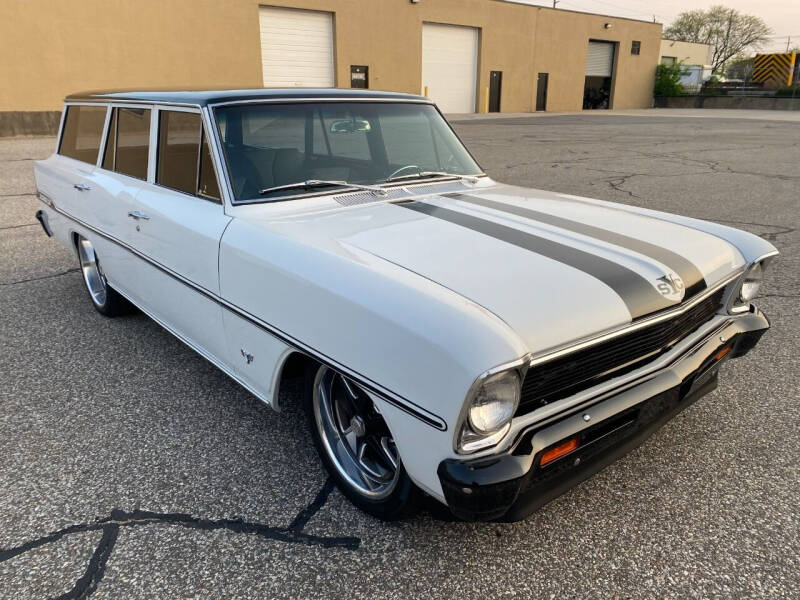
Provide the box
[0,477,359,599]
[53,526,119,600]
[0,268,80,286]
[605,174,642,199]
[0,192,36,198]
[0,222,37,231]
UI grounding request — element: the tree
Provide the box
[664,6,772,73]
[725,56,753,82]
[654,61,689,96]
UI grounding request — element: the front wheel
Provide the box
[305,364,419,520]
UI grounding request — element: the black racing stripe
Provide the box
[399,201,674,319]
[448,193,707,298]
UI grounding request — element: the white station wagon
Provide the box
[35,89,777,521]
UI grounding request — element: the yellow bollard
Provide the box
[483,86,489,113]
[424,85,429,97]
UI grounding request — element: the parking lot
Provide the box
[1,110,798,599]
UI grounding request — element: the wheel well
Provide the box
[274,351,318,408]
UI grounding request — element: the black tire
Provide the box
[304,363,419,520]
[75,235,134,317]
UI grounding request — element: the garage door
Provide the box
[259,6,334,88]
[422,23,479,113]
[586,41,615,77]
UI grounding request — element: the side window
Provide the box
[58,105,106,165]
[157,109,221,201]
[157,111,201,195]
[115,107,151,180]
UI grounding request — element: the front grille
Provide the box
[516,288,725,416]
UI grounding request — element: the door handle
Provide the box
[73,183,91,191]
[127,210,151,221]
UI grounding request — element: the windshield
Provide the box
[214,102,483,201]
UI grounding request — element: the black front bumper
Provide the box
[438,310,770,522]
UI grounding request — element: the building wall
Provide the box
[660,39,713,67]
[0,0,662,132]
[534,9,661,111]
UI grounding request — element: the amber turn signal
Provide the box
[540,437,579,466]
[714,346,732,362]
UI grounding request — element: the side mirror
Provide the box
[330,118,371,134]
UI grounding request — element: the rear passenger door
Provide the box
[46,104,108,226]
[125,107,231,365]
[91,104,152,300]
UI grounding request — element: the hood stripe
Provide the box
[448,193,707,298]
[399,201,674,319]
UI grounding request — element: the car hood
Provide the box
[235,182,746,354]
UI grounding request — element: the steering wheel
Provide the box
[386,164,422,181]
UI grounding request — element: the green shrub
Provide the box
[654,62,689,96]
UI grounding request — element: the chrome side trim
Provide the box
[207,98,433,109]
[66,97,433,109]
[527,271,742,369]
[45,201,447,431]
[37,191,54,207]
[65,97,200,108]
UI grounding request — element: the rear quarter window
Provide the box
[58,105,107,165]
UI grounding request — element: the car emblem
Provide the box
[655,273,685,302]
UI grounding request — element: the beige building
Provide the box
[0,0,662,135]
[660,39,713,68]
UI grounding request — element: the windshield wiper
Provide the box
[385,171,480,184]
[259,179,387,196]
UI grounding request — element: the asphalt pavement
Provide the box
[1,110,798,599]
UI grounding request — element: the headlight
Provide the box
[468,371,520,433]
[458,370,520,453]
[738,262,763,302]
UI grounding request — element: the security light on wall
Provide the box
[604,23,612,29]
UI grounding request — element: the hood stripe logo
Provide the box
[447,193,707,300]
[398,201,675,319]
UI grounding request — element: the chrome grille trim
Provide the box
[528,270,741,369]
[516,287,726,415]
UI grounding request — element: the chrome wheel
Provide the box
[76,237,107,307]
[313,367,400,499]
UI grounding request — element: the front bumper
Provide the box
[438,309,770,521]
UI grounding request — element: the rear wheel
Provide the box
[75,236,133,317]
[305,364,418,519]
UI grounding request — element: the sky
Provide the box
[513,0,800,53]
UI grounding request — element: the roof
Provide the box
[64,88,429,106]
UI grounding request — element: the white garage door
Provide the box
[422,23,479,113]
[259,6,334,88]
[586,41,615,77]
